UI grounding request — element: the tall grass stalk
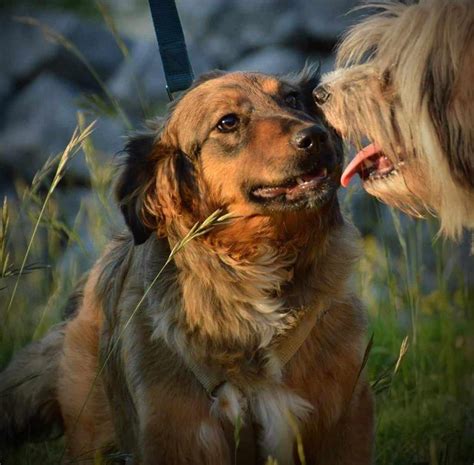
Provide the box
[372,335,409,395]
[287,412,306,465]
[233,414,243,465]
[5,122,96,320]
[0,197,10,284]
[389,208,419,344]
[77,112,114,223]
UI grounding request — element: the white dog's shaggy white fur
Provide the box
[315,0,474,239]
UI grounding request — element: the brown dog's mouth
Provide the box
[341,143,403,187]
[251,166,329,201]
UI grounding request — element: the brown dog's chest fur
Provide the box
[59,218,373,464]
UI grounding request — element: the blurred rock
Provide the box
[0,75,12,109]
[0,13,61,83]
[0,72,125,183]
[298,0,361,43]
[0,73,80,178]
[91,116,126,159]
[179,0,302,67]
[0,10,124,90]
[109,40,216,114]
[47,16,126,90]
[108,41,168,114]
[230,47,306,74]
[187,42,219,76]
[178,0,363,68]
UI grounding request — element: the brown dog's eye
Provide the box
[285,92,299,109]
[217,114,240,132]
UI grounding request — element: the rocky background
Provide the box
[0,0,362,188]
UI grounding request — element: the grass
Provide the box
[1,7,473,465]
[352,199,474,464]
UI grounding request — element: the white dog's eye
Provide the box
[217,114,240,132]
[381,69,392,88]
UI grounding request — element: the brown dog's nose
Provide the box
[313,85,331,105]
[293,125,328,151]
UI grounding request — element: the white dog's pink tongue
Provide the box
[340,143,382,187]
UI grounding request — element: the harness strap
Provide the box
[185,301,329,398]
[273,302,327,366]
[148,0,194,98]
[184,302,329,465]
[184,357,223,398]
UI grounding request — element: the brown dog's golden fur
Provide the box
[1,70,374,464]
[315,0,474,239]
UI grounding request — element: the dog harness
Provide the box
[185,302,328,397]
[182,300,330,464]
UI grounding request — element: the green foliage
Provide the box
[350,199,474,464]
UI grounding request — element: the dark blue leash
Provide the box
[148,0,195,100]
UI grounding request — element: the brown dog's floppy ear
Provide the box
[116,132,158,245]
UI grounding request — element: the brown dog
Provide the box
[1,69,374,464]
[314,0,474,239]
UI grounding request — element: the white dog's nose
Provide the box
[313,85,331,105]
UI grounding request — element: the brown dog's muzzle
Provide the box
[249,120,340,210]
[290,124,338,178]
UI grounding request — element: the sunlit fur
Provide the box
[318,0,474,238]
[1,70,374,464]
